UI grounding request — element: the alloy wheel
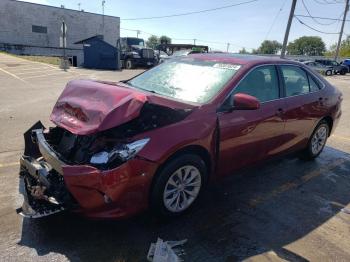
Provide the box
[311,125,328,155]
[163,165,202,213]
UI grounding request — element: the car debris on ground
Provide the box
[147,238,187,262]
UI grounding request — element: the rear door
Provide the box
[218,65,286,177]
[277,65,327,152]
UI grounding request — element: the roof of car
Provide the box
[190,53,292,65]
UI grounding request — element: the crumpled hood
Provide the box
[50,80,194,135]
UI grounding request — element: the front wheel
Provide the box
[340,69,347,75]
[325,70,332,76]
[125,59,133,69]
[300,120,329,160]
[150,154,207,217]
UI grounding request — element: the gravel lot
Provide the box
[1,53,350,262]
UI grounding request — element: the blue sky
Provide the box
[24,0,348,52]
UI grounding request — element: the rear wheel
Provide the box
[300,120,329,160]
[150,154,207,217]
[340,68,347,75]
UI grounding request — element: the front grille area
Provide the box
[142,48,154,58]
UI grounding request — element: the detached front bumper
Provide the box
[18,122,158,219]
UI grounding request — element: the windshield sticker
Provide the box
[213,63,241,70]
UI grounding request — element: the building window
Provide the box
[32,25,47,34]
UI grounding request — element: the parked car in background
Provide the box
[18,54,342,219]
[341,59,350,71]
[154,50,169,64]
[315,59,348,75]
[302,61,333,76]
[117,37,156,69]
[171,49,204,57]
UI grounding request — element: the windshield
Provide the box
[315,62,324,67]
[127,38,145,46]
[127,58,241,103]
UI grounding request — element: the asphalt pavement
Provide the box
[1,53,350,262]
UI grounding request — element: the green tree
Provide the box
[287,36,326,56]
[257,40,282,54]
[239,47,249,54]
[146,35,159,49]
[159,35,172,45]
[326,35,350,58]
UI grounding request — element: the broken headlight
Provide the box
[90,138,150,165]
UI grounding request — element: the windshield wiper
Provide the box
[126,82,159,94]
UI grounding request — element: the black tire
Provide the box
[125,59,133,69]
[325,70,332,76]
[150,154,207,217]
[340,69,347,75]
[299,120,329,160]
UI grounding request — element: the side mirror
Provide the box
[231,93,260,110]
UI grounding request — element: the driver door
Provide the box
[217,65,286,177]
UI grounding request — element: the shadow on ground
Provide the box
[18,147,350,262]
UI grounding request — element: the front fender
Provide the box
[136,113,218,167]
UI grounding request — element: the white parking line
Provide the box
[5,66,54,72]
[22,71,69,79]
[16,69,58,75]
[0,67,28,83]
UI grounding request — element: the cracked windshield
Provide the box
[128,59,241,103]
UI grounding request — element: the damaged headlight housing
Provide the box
[90,138,150,165]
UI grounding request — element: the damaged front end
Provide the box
[17,121,77,218]
[18,100,191,219]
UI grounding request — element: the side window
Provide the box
[308,74,321,92]
[232,65,279,102]
[281,66,309,96]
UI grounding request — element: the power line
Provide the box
[294,14,349,21]
[301,0,341,25]
[294,15,340,34]
[120,28,253,50]
[264,0,288,40]
[121,0,258,20]
[312,0,344,4]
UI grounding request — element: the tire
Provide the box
[325,70,332,76]
[299,120,329,160]
[125,59,133,69]
[340,69,346,75]
[150,154,207,217]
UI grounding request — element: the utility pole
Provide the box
[102,0,106,35]
[193,39,196,45]
[137,30,140,38]
[335,0,349,61]
[281,0,297,58]
[226,43,230,52]
[78,3,81,11]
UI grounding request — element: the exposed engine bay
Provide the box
[46,103,190,169]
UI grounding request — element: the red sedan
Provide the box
[18,54,342,219]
